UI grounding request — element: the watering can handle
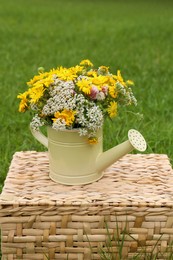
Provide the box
[30,126,48,148]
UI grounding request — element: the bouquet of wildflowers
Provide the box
[17,59,137,143]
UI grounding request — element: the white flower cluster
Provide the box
[76,101,103,136]
[30,114,44,131]
[42,82,76,115]
[52,118,66,131]
[41,79,104,137]
[116,82,137,106]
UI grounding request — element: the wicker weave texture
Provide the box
[0,152,173,259]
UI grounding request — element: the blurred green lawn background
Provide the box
[0,0,173,191]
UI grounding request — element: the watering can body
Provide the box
[30,126,147,185]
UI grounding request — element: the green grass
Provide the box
[0,0,173,191]
[86,218,173,260]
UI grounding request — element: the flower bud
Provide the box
[38,67,45,73]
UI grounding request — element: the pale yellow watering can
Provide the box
[30,127,147,185]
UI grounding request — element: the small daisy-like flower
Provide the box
[54,67,78,81]
[80,59,93,67]
[78,128,88,136]
[98,66,109,75]
[17,92,28,112]
[76,78,92,95]
[28,85,45,104]
[107,101,118,118]
[108,85,117,98]
[53,109,76,126]
[88,136,98,144]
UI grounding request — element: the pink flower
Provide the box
[90,86,99,99]
[101,85,108,95]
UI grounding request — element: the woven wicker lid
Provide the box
[0,152,173,208]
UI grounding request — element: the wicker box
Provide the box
[1,152,173,260]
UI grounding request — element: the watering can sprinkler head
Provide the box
[128,129,147,152]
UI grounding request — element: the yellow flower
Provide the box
[114,70,126,86]
[17,92,28,112]
[76,78,92,94]
[27,72,54,90]
[107,101,118,118]
[70,65,83,75]
[53,109,76,126]
[107,76,116,86]
[80,59,93,67]
[55,66,77,81]
[87,70,97,77]
[27,72,49,87]
[108,85,118,98]
[98,66,109,74]
[28,85,45,104]
[126,80,134,86]
[27,75,39,87]
[88,136,98,144]
[41,75,54,87]
[91,75,108,87]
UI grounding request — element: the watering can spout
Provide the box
[96,129,147,173]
